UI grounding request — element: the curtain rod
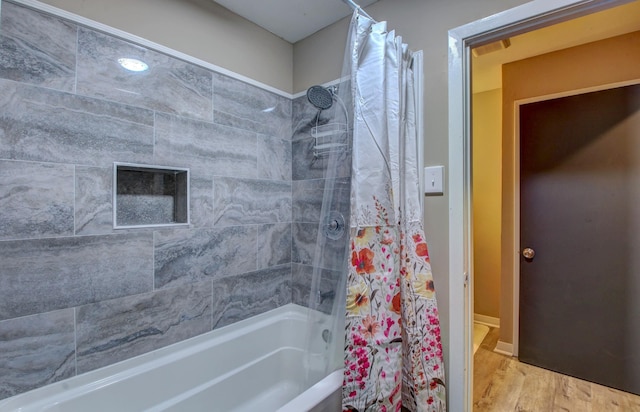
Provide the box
[342,0,360,10]
[341,0,375,20]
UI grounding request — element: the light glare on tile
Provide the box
[118,58,149,72]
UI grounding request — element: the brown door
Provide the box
[518,83,640,395]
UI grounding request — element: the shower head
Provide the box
[307,85,333,110]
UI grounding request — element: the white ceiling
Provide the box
[214,0,639,86]
[213,0,378,43]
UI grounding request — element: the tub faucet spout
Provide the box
[316,290,335,304]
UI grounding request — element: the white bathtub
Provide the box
[0,304,343,412]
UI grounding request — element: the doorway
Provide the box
[450,0,640,410]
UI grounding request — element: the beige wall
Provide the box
[500,30,640,344]
[293,0,530,369]
[472,89,502,319]
[38,0,294,93]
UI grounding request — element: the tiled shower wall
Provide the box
[291,94,352,314]
[0,1,296,399]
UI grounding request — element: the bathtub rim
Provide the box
[277,368,343,412]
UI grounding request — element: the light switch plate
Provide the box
[424,165,444,195]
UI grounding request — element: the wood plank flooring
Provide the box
[473,328,640,411]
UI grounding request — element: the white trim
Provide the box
[448,1,633,410]
[414,51,425,213]
[8,0,293,99]
[494,341,514,357]
[291,76,351,99]
[512,100,521,358]
[516,78,640,106]
[447,26,469,412]
[473,314,500,329]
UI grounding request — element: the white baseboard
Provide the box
[473,313,500,328]
[494,340,514,357]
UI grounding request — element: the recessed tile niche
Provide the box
[114,163,190,228]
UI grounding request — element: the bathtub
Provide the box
[0,304,343,412]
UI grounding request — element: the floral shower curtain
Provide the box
[342,10,446,412]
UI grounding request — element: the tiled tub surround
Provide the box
[0,1,297,400]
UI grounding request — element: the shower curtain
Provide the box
[342,10,446,412]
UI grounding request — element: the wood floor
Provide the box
[473,327,640,411]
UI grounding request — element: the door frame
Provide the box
[447,1,634,411]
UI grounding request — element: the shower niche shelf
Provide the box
[113,163,190,229]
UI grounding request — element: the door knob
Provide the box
[522,247,535,259]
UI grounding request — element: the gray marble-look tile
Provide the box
[292,137,323,180]
[257,134,291,181]
[154,226,258,289]
[292,222,320,266]
[292,263,342,314]
[291,94,343,142]
[75,165,113,236]
[291,91,352,181]
[0,233,154,320]
[292,222,349,271]
[212,264,291,329]
[77,28,212,121]
[0,2,77,92]
[213,177,291,226]
[189,177,214,229]
[213,73,291,138]
[0,160,74,240]
[76,281,211,373]
[154,112,257,179]
[292,177,351,223]
[292,136,352,181]
[292,95,324,142]
[0,309,75,400]
[257,223,292,269]
[0,79,154,166]
[292,178,324,223]
[76,166,190,234]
